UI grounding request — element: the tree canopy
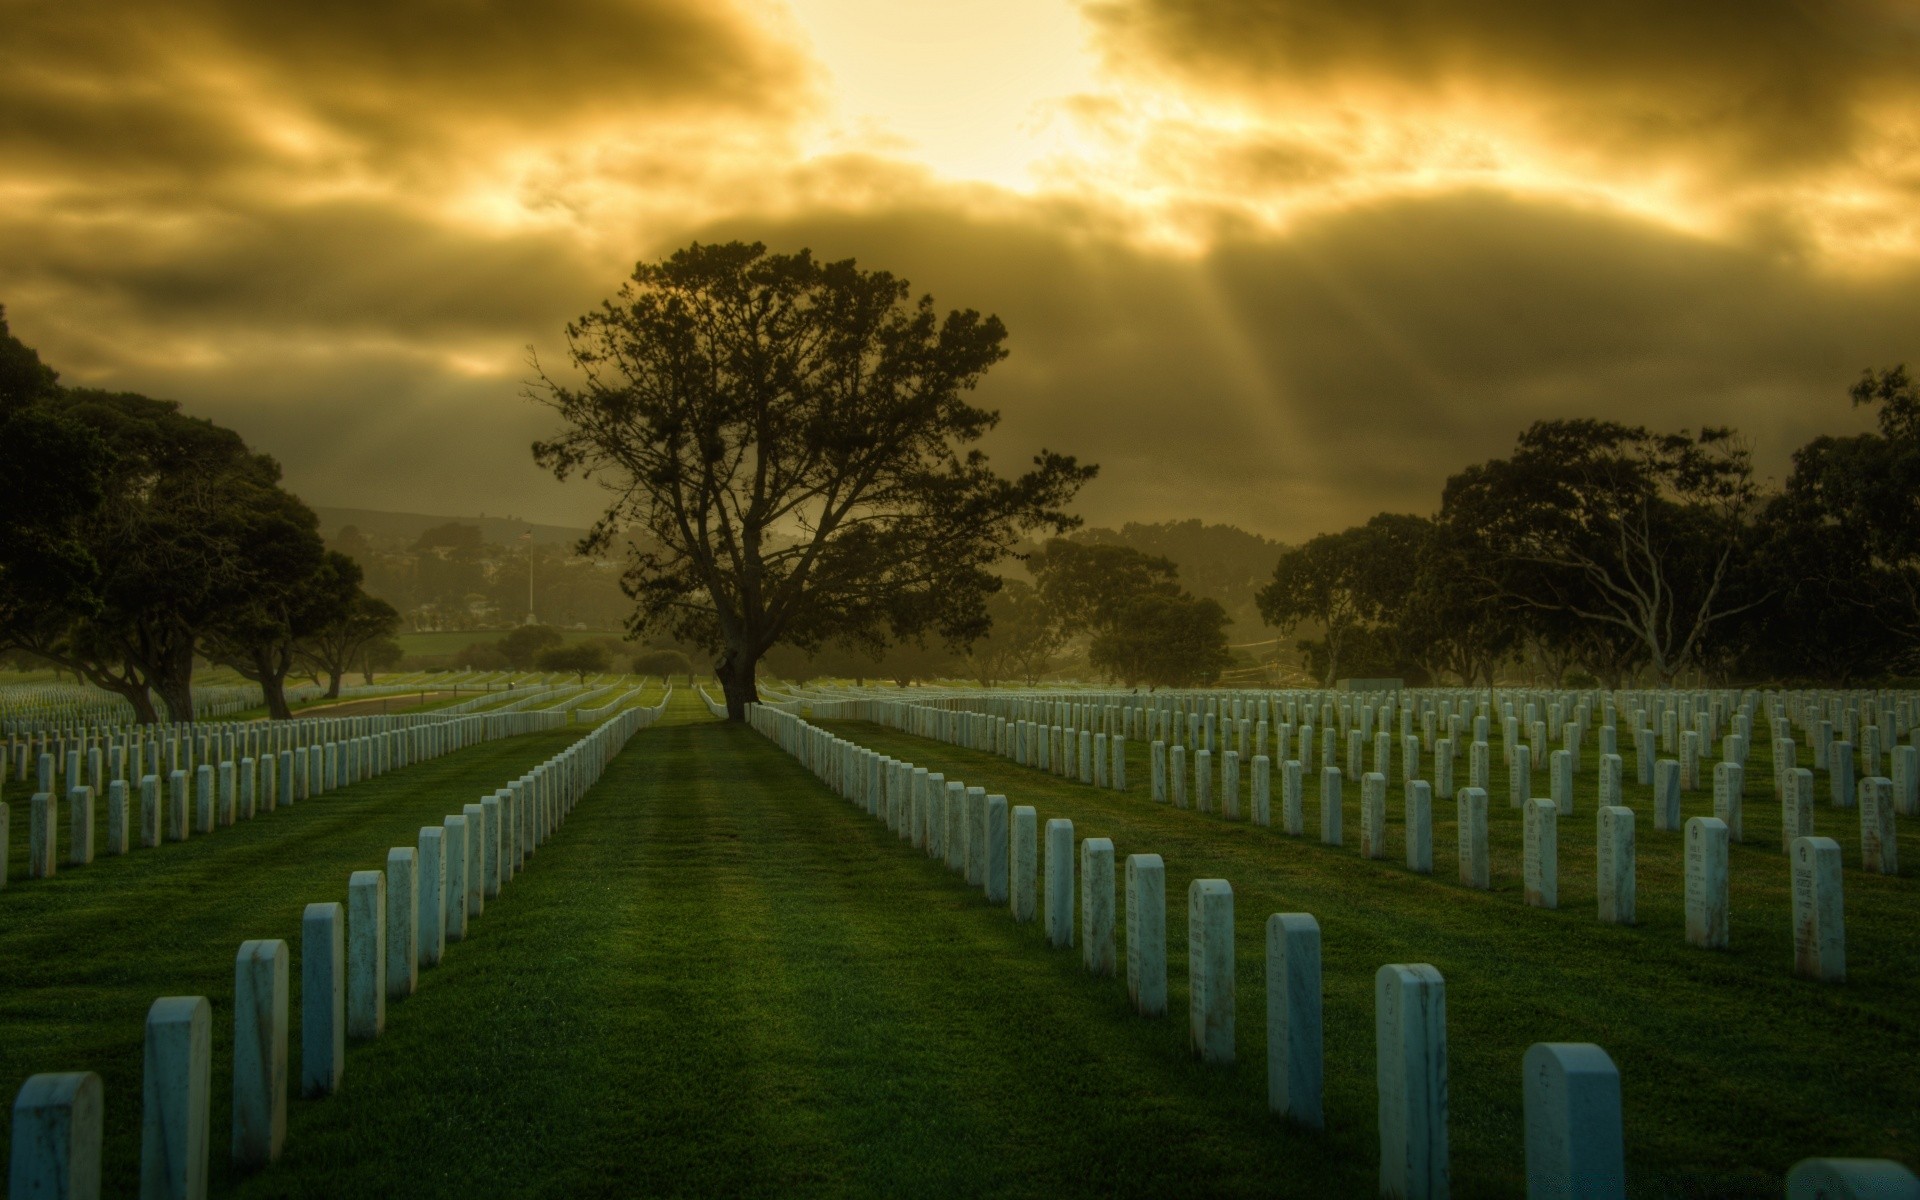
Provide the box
[532,240,1093,718]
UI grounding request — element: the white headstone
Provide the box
[1266,913,1323,1129]
[1081,838,1116,976]
[1525,799,1558,909]
[1188,879,1235,1064]
[1044,818,1074,949]
[1596,806,1635,926]
[300,903,345,1098]
[1376,963,1448,1200]
[1791,836,1845,982]
[1457,788,1490,890]
[141,996,211,1200]
[1523,1042,1625,1200]
[1684,817,1730,950]
[1125,853,1166,1017]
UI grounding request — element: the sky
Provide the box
[3,0,1918,542]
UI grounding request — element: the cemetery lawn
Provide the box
[6,697,1913,1197]
[815,719,1920,1198]
[0,725,589,1196]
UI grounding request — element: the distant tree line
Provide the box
[1258,372,1920,688]
[0,309,399,720]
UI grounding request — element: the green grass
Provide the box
[809,715,1920,1197]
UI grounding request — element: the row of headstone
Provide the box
[750,701,1917,1198]
[2,710,578,890]
[810,696,1132,795]
[3,697,665,1198]
[810,686,1891,987]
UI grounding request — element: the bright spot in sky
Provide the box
[783,0,1104,190]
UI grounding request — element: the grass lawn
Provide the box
[814,713,1920,1197]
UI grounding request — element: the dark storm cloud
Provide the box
[1085,0,1920,181]
[0,0,806,180]
[675,191,1914,540]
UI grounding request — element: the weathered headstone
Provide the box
[1081,837,1116,976]
[1377,963,1448,1200]
[1404,780,1433,874]
[416,826,446,968]
[1188,879,1235,1064]
[1195,748,1213,814]
[231,939,288,1171]
[1045,818,1075,949]
[1523,1042,1625,1200]
[1266,913,1323,1129]
[442,815,469,942]
[1511,743,1532,809]
[1791,836,1845,982]
[1713,761,1744,843]
[9,1071,103,1200]
[1457,788,1490,889]
[1321,767,1344,846]
[386,847,419,998]
[1782,767,1815,852]
[141,996,211,1200]
[1011,806,1037,923]
[1596,806,1635,926]
[1361,772,1388,860]
[1525,799,1558,909]
[1783,1159,1920,1199]
[1654,760,1681,832]
[30,792,57,879]
[300,903,345,1098]
[1125,853,1166,1017]
[1859,777,1899,875]
[1151,741,1167,803]
[66,785,94,866]
[1684,817,1730,950]
[348,870,386,1039]
[1550,749,1573,816]
[1283,759,1304,835]
[984,795,1008,904]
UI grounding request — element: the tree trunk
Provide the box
[152,640,197,724]
[156,675,195,724]
[326,669,344,699]
[715,646,759,721]
[261,673,293,720]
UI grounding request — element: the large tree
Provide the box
[17,389,318,722]
[1439,420,1765,685]
[1255,513,1426,686]
[298,576,401,698]
[201,519,340,720]
[1088,592,1232,689]
[531,241,1093,718]
[0,309,107,651]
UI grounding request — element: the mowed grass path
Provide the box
[819,717,1920,1198]
[229,708,1373,1199]
[0,725,589,1195]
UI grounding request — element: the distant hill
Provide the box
[313,507,591,550]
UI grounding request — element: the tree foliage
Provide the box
[1256,513,1426,685]
[532,240,1093,718]
[500,624,565,671]
[536,641,609,682]
[1437,420,1764,684]
[1087,593,1232,689]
